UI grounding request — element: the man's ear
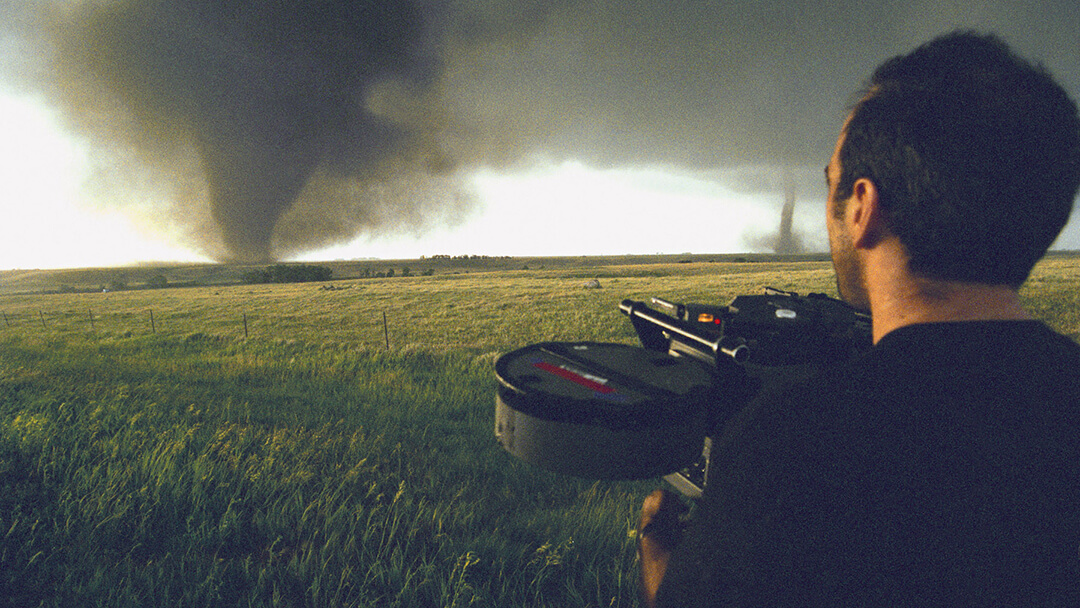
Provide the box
[846,177,886,249]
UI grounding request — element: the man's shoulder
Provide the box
[875,319,1078,352]
[744,320,1080,448]
[864,320,1080,384]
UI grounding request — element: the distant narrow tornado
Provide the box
[774,172,799,255]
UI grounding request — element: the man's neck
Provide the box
[867,274,1032,344]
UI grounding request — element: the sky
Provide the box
[1,0,1080,270]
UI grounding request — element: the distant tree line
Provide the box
[243,264,333,284]
[358,267,435,278]
[424,254,512,260]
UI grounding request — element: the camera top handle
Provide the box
[619,299,749,372]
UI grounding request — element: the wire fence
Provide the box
[0,306,401,350]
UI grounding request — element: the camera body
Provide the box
[495,288,871,496]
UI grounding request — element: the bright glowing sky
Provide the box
[0,92,213,269]
[297,162,802,262]
[0,90,826,270]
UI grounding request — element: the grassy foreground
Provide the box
[2,257,1078,606]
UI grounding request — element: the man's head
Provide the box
[831,31,1080,289]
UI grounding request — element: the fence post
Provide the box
[3,311,8,327]
[383,311,390,350]
[150,309,156,334]
[39,311,46,330]
[243,313,249,338]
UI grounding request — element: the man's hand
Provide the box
[638,489,688,608]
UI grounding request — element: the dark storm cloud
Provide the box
[12,0,1080,260]
[435,0,1080,168]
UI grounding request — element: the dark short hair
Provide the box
[836,31,1080,287]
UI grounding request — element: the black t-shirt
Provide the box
[657,321,1080,607]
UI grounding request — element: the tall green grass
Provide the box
[1,334,650,606]
[2,258,1077,606]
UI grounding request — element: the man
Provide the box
[638,31,1080,607]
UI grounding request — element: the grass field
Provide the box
[2,255,1078,606]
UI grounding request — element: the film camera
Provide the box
[494,288,872,497]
